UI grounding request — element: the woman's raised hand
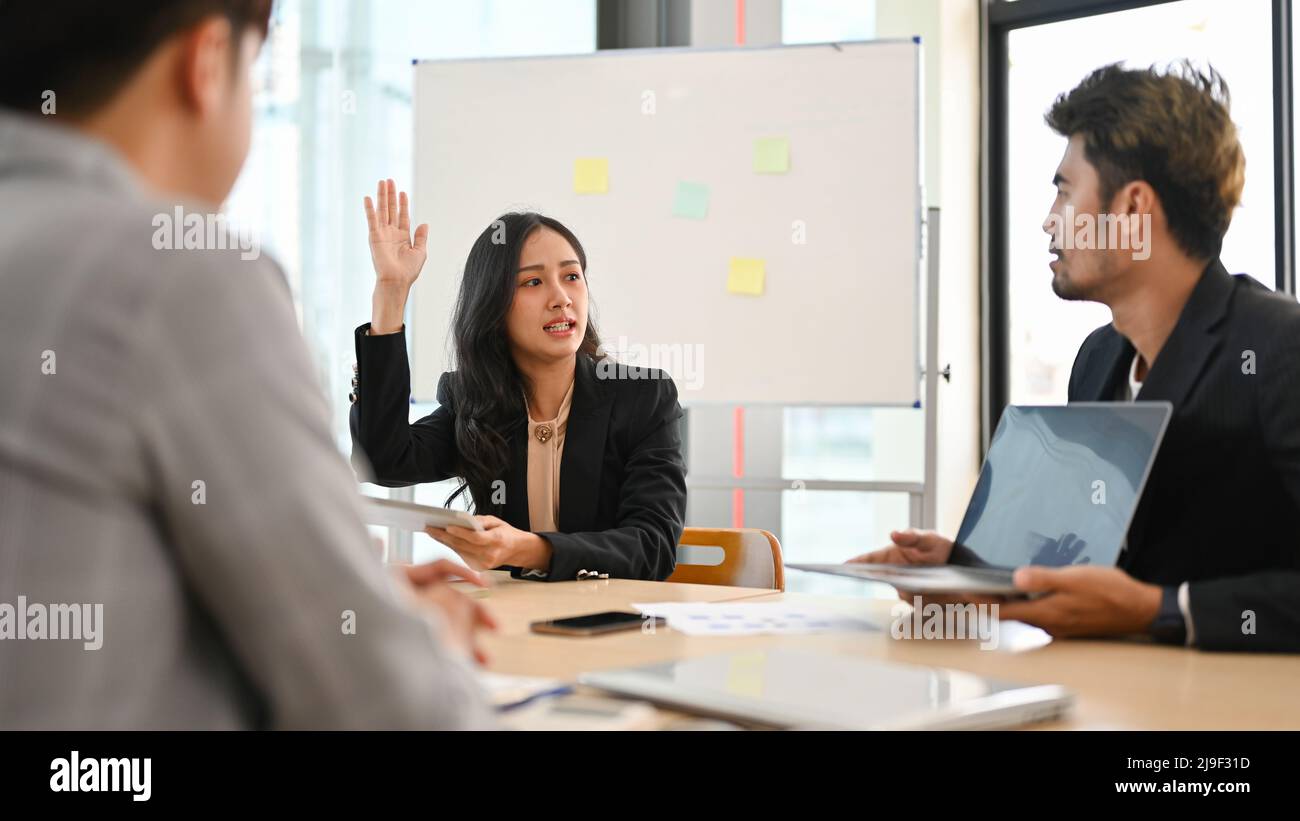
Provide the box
[365,179,428,333]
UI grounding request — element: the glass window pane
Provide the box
[780,489,905,596]
[782,407,922,482]
[782,0,876,44]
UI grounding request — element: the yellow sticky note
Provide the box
[573,158,609,194]
[753,137,790,174]
[727,257,766,296]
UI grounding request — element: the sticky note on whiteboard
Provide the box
[727,257,766,296]
[672,181,710,219]
[573,158,609,194]
[753,137,790,174]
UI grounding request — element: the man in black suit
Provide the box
[854,63,1300,652]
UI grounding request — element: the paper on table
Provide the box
[631,601,876,636]
[573,157,609,194]
[727,257,765,296]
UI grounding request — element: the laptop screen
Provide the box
[952,403,1171,570]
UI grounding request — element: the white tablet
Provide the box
[360,496,484,533]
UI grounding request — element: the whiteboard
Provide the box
[412,40,922,405]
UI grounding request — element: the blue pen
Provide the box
[496,684,575,713]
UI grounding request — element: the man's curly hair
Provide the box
[1046,61,1245,262]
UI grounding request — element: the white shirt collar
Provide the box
[1128,353,1145,400]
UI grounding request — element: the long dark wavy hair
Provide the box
[445,212,604,513]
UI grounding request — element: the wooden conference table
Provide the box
[464,571,1300,730]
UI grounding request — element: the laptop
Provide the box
[788,402,1173,596]
[581,648,1073,730]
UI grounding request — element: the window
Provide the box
[782,0,876,44]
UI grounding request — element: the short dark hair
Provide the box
[0,0,274,117]
[1045,61,1245,262]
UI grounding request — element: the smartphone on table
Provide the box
[530,611,665,637]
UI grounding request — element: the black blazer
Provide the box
[1068,259,1300,652]
[349,324,686,582]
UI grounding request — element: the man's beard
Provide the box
[1051,271,1087,300]
[1050,261,1100,301]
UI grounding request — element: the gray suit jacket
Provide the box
[0,112,494,729]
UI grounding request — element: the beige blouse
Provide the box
[525,378,575,533]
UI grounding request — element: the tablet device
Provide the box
[360,496,484,533]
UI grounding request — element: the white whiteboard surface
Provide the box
[412,40,921,405]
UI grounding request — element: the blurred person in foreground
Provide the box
[0,0,496,728]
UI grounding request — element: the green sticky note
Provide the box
[753,137,790,174]
[573,158,609,194]
[727,257,766,296]
[672,181,710,220]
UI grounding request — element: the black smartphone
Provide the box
[530,611,665,637]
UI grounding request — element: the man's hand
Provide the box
[427,515,553,572]
[398,559,497,664]
[400,558,486,589]
[411,583,497,665]
[846,528,954,566]
[998,565,1162,638]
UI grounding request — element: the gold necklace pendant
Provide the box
[534,423,553,443]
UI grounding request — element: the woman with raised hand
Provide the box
[350,179,686,581]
